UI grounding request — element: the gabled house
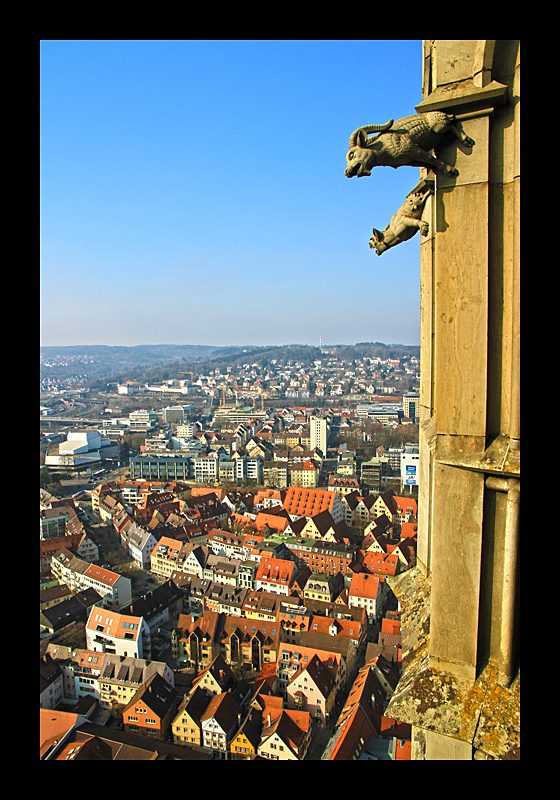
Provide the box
[286,653,336,727]
[200,691,242,759]
[174,610,221,669]
[393,495,418,524]
[220,615,280,672]
[258,707,311,760]
[255,556,299,596]
[121,522,158,570]
[348,572,385,624]
[190,653,237,697]
[122,672,177,740]
[171,685,209,746]
[230,707,262,760]
[360,550,400,578]
[372,490,399,525]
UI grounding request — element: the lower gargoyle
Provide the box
[369,188,431,255]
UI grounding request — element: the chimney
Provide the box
[267,713,271,726]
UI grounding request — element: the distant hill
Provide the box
[39,344,221,386]
[40,341,420,388]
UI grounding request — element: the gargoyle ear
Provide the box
[357,129,368,148]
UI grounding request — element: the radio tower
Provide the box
[320,333,322,349]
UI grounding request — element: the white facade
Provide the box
[44,430,119,468]
[51,550,132,608]
[86,606,151,659]
[310,416,327,456]
[401,445,420,487]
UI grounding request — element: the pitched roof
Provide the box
[256,556,297,585]
[123,672,177,718]
[200,690,242,731]
[349,572,381,600]
[283,487,338,518]
[86,606,144,641]
[260,708,310,756]
[288,653,336,699]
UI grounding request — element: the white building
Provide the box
[401,444,420,487]
[51,548,132,608]
[194,454,219,483]
[122,523,158,570]
[310,416,328,457]
[44,430,119,469]
[86,605,151,660]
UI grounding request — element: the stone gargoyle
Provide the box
[369,188,431,255]
[345,111,474,179]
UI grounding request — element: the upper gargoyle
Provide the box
[345,112,474,178]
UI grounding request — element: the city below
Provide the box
[41,342,419,760]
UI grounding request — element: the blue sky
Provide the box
[40,40,424,348]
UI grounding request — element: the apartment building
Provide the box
[86,605,151,660]
[309,416,328,456]
[51,548,132,608]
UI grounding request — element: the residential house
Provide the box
[303,571,344,604]
[258,707,311,760]
[190,653,237,697]
[263,460,289,488]
[230,707,262,760]
[150,536,190,579]
[360,550,400,579]
[51,548,132,608]
[242,590,283,622]
[173,610,221,669]
[205,529,246,559]
[122,672,177,740]
[322,657,385,760]
[97,654,174,710]
[97,492,125,524]
[290,459,318,488]
[282,486,343,524]
[255,556,299,596]
[40,583,72,611]
[393,495,418,525]
[40,653,64,709]
[40,590,102,636]
[352,495,379,531]
[200,691,242,759]
[327,476,360,497]
[372,490,399,525]
[286,653,337,727]
[277,643,345,700]
[348,573,386,624]
[285,536,358,577]
[45,645,105,706]
[171,685,209,746]
[120,580,184,638]
[86,605,151,660]
[121,522,158,570]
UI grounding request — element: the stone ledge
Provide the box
[386,567,520,759]
[415,79,509,116]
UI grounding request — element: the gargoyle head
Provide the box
[345,120,393,178]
